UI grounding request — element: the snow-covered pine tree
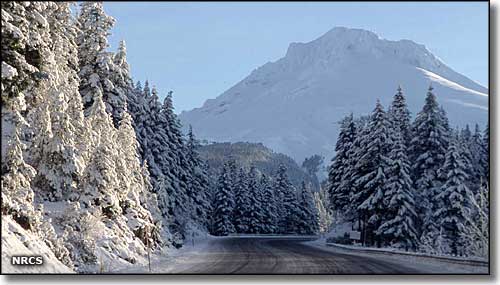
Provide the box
[80,94,120,217]
[377,127,418,250]
[313,188,333,233]
[327,113,356,215]
[77,2,126,126]
[246,166,264,234]
[409,86,449,239]
[275,164,301,234]
[128,80,149,158]
[352,100,390,246]
[1,1,47,230]
[439,106,451,143]
[147,88,171,173]
[1,126,39,230]
[259,174,278,234]
[481,122,489,186]
[24,4,86,200]
[458,126,475,193]
[339,115,371,230]
[389,86,412,145]
[297,181,319,235]
[48,2,87,131]
[467,124,488,195]
[1,3,38,148]
[143,80,151,97]
[211,163,236,236]
[113,40,133,89]
[12,2,53,113]
[44,2,89,193]
[30,90,84,201]
[433,135,475,256]
[233,168,250,233]
[185,125,211,228]
[109,39,133,124]
[126,80,142,130]
[115,112,162,247]
[158,90,190,235]
[467,180,489,257]
[1,2,87,270]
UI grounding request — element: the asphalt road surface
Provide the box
[166,237,422,274]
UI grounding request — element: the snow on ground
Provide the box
[116,231,214,273]
[1,216,73,273]
[417,67,488,97]
[324,242,488,263]
[305,238,488,274]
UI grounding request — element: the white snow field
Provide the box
[1,217,73,273]
[179,27,488,163]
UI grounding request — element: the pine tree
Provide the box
[275,164,301,234]
[1,129,39,230]
[327,113,356,214]
[143,80,151,97]
[113,40,133,89]
[468,180,489,257]
[480,122,489,187]
[409,86,449,238]
[77,2,126,126]
[389,86,412,145]
[246,166,264,234]
[80,94,120,217]
[313,189,333,233]
[433,136,475,256]
[466,124,485,193]
[297,181,319,235]
[1,1,47,230]
[49,2,86,130]
[185,126,211,228]
[458,127,475,193]
[339,117,368,227]
[158,90,190,234]
[377,128,418,250]
[136,86,176,230]
[1,2,39,126]
[31,91,84,201]
[260,174,278,234]
[3,1,52,162]
[24,7,86,200]
[211,164,236,236]
[233,168,250,233]
[110,39,133,123]
[116,112,161,247]
[352,100,390,246]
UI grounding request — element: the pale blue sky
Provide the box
[103,2,488,112]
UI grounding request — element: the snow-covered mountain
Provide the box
[179,27,488,163]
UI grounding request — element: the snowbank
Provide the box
[116,231,214,273]
[325,242,488,265]
[305,239,488,274]
[1,216,73,273]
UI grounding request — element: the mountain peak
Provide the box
[180,26,487,163]
[321,26,381,40]
[285,26,439,70]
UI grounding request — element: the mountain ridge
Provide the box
[180,27,488,163]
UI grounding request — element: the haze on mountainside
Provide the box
[179,27,488,163]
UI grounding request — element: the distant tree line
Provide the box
[211,162,319,236]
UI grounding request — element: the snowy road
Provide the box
[148,236,425,274]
